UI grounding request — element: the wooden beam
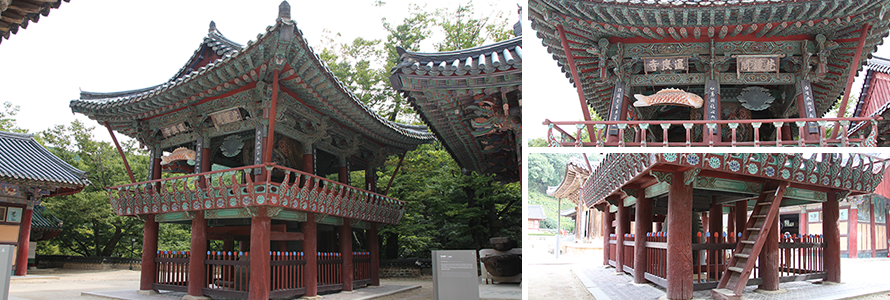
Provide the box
[557,24,595,142]
[270,231,304,241]
[105,122,135,183]
[830,24,871,139]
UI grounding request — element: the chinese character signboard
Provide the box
[210,108,243,129]
[736,55,781,78]
[607,81,626,135]
[705,80,719,121]
[161,122,189,138]
[644,57,688,73]
[800,80,819,134]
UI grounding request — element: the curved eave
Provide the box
[0,131,91,188]
[69,18,434,150]
[548,160,591,201]
[529,0,890,119]
[392,37,523,77]
[0,0,69,47]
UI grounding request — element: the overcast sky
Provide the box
[0,0,517,143]
[521,16,890,143]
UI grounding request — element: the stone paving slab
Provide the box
[573,263,890,300]
[82,285,420,300]
[10,275,60,282]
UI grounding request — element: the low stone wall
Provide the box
[380,258,432,278]
[37,255,141,271]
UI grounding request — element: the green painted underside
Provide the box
[644,176,827,203]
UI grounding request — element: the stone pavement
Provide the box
[571,258,890,300]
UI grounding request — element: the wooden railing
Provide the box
[108,163,406,224]
[203,251,249,298]
[623,234,634,274]
[639,231,824,290]
[270,251,307,298]
[317,252,344,293]
[543,116,880,147]
[354,252,372,286]
[154,251,189,292]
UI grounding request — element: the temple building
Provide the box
[851,56,890,146]
[0,131,89,276]
[389,26,522,182]
[547,156,602,247]
[529,0,890,147]
[68,2,434,299]
[584,153,886,299]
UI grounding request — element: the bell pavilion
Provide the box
[529,0,890,147]
[68,2,434,299]
[584,153,886,300]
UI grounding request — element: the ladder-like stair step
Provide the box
[752,214,766,218]
[747,227,761,231]
[756,201,772,206]
[741,240,755,244]
[728,267,744,273]
[734,253,750,258]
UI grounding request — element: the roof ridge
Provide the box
[403,36,521,57]
[0,131,34,140]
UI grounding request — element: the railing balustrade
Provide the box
[608,234,618,267]
[623,234,635,273]
[270,251,307,298]
[203,251,249,298]
[108,163,406,225]
[638,231,825,290]
[155,250,189,292]
[543,116,880,147]
[318,252,344,292]
[353,251,372,286]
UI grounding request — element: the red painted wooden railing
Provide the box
[780,234,825,277]
[646,232,667,279]
[353,251,372,284]
[107,163,406,224]
[317,252,344,292]
[543,116,880,147]
[155,251,189,291]
[204,251,249,296]
[623,234,635,272]
[271,251,306,293]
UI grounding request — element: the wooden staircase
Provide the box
[711,182,789,300]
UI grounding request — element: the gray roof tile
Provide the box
[0,131,89,187]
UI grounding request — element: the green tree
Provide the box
[37,120,150,257]
[0,101,27,133]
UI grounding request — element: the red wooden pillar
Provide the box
[701,212,710,233]
[340,221,354,291]
[758,213,780,291]
[735,201,747,238]
[139,153,162,292]
[602,205,612,266]
[14,208,32,276]
[616,202,629,272]
[249,207,271,300]
[666,172,693,300]
[633,191,652,284]
[870,201,877,258]
[823,192,841,282]
[305,213,318,295]
[188,211,208,297]
[338,157,349,184]
[366,167,377,193]
[369,223,380,286]
[849,205,859,258]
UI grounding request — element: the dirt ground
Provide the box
[525,235,599,300]
[10,269,142,300]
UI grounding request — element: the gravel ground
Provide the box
[525,235,600,300]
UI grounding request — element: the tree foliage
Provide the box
[377,143,520,258]
[0,101,27,133]
[36,121,149,257]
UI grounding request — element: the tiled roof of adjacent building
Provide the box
[0,131,89,187]
[392,37,522,77]
[528,205,546,220]
[31,205,63,231]
[0,0,69,46]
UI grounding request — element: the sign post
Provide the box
[0,244,14,299]
[432,250,479,300]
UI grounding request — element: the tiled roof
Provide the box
[393,37,522,77]
[528,205,546,220]
[850,57,890,136]
[31,205,63,231]
[69,6,434,149]
[0,0,69,46]
[0,131,89,187]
